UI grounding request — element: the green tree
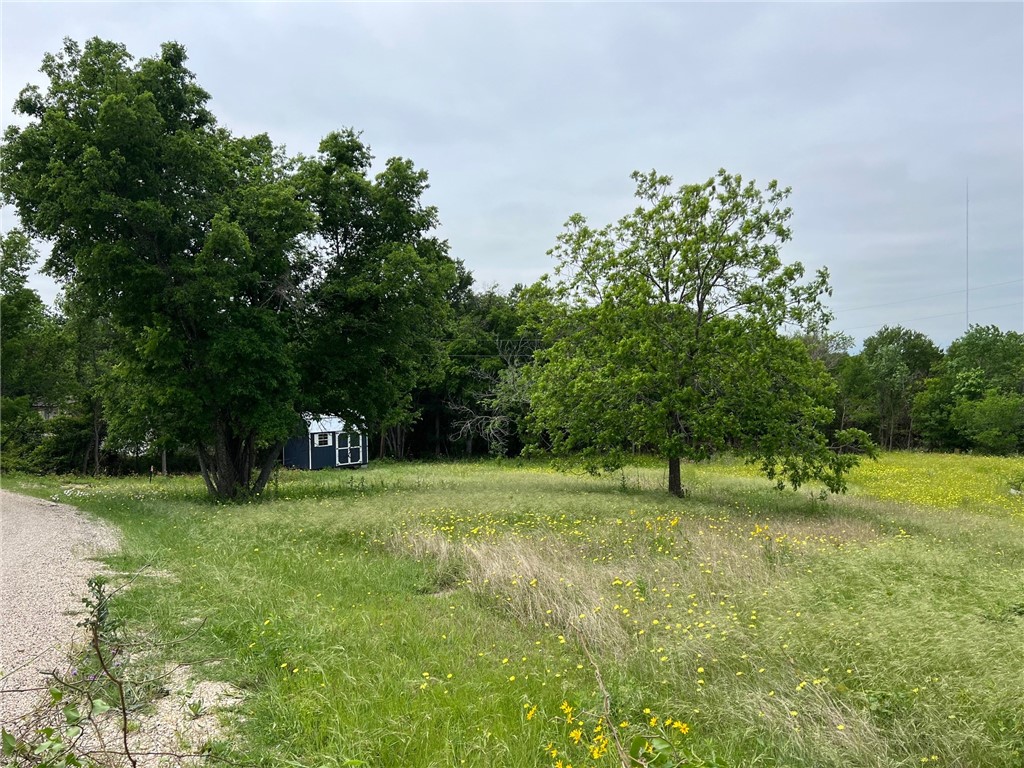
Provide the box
[2,39,310,496]
[797,328,853,372]
[39,287,116,475]
[443,285,536,457]
[293,130,458,457]
[866,344,911,450]
[832,353,878,434]
[945,325,1024,394]
[0,230,70,469]
[2,39,455,496]
[950,390,1024,454]
[911,373,968,451]
[913,325,1024,453]
[529,169,872,496]
[0,231,68,403]
[861,326,942,449]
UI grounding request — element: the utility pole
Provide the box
[965,177,970,331]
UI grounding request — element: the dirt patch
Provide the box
[107,665,243,767]
[0,489,119,726]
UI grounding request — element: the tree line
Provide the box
[829,324,1023,455]
[2,38,1020,499]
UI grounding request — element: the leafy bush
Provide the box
[0,396,45,471]
[951,390,1024,455]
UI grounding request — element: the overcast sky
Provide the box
[2,1,1021,349]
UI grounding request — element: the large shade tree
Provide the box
[293,130,457,449]
[1,38,455,497]
[529,169,873,496]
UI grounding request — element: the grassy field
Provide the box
[5,453,1023,767]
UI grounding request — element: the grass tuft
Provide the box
[4,452,1022,767]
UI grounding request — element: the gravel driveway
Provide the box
[0,488,119,727]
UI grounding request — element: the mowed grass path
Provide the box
[7,453,1023,767]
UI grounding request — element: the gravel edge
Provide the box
[0,488,120,726]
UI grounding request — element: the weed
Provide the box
[3,454,1022,766]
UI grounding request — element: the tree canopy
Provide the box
[4,39,1015,492]
[293,130,456,433]
[0,231,71,469]
[528,169,873,495]
[1,38,456,497]
[858,326,942,450]
[912,325,1024,454]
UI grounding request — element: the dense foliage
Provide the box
[0,39,458,496]
[527,169,874,495]
[1,39,1019,496]
[0,231,68,469]
[826,324,1023,455]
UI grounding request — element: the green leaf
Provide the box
[629,735,648,764]
[649,736,672,750]
[2,728,18,755]
[62,705,82,724]
[90,698,111,715]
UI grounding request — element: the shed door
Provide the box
[337,433,362,466]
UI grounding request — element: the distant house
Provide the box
[282,416,369,470]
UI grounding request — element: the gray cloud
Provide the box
[2,1,1020,349]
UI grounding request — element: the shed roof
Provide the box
[307,416,351,434]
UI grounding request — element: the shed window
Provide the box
[314,432,332,447]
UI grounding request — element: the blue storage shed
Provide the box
[282,416,369,470]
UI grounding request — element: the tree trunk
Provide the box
[92,400,102,476]
[161,447,168,476]
[195,421,271,499]
[388,425,406,460]
[196,445,217,496]
[251,442,283,496]
[384,425,407,460]
[212,422,239,497]
[668,456,684,497]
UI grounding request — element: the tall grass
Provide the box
[5,454,1022,767]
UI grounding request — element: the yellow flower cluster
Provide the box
[848,453,1023,516]
[534,699,690,765]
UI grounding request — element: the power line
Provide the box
[831,278,1021,314]
[837,300,1023,333]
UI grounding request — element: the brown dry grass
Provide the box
[396,530,637,649]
